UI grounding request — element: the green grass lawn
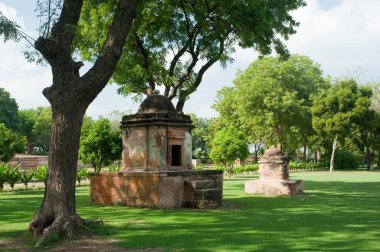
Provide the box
[1,171,380,251]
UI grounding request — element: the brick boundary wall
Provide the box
[8,154,91,170]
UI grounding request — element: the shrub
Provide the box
[242,163,259,173]
[194,165,203,170]
[0,163,10,191]
[76,169,89,185]
[210,127,249,177]
[103,164,121,172]
[333,150,361,170]
[289,161,315,171]
[20,169,35,188]
[0,124,26,162]
[6,165,21,190]
[79,118,122,172]
[35,165,47,185]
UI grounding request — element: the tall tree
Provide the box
[76,0,306,112]
[312,79,373,171]
[18,107,53,154]
[32,107,52,153]
[1,0,136,245]
[79,118,122,171]
[0,87,19,131]
[214,55,326,153]
[0,123,26,162]
[18,108,41,154]
[210,126,249,176]
[189,113,211,159]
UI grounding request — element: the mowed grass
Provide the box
[1,171,380,251]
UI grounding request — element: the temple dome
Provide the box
[137,94,176,114]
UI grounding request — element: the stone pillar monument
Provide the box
[90,92,223,208]
[245,146,303,196]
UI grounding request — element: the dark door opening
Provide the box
[171,145,182,166]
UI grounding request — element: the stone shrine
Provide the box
[90,92,223,208]
[245,146,303,196]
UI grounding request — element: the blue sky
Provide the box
[1,0,379,118]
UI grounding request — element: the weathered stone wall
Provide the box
[122,125,192,171]
[90,170,223,208]
[90,172,161,207]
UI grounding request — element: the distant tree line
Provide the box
[195,55,380,171]
[0,87,125,168]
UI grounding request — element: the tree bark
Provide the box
[27,140,33,154]
[28,0,136,246]
[315,149,321,163]
[365,146,372,170]
[29,108,85,246]
[330,134,338,172]
[303,141,307,161]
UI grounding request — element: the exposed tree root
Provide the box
[29,213,103,248]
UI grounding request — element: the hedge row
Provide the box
[196,161,329,177]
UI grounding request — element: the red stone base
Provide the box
[90,170,223,208]
[245,179,303,196]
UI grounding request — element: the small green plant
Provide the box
[35,165,47,186]
[76,169,89,185]
[20,169,35,188]
[194,165,203,170]
[0,163,10,191]
[104,164,121,172]
[288,161,328,172]
[7,165,21,190]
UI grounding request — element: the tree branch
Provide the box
[50,0,83,50]
[168,51,198,100]
[175,38,225,112]
[134,32,155,95]
[82,0,137,95]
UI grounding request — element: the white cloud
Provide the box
[193,104,218,119]
[0,2,25,28]
[286,0,380,82]
[1,0,379,120]
[0,3,51,109]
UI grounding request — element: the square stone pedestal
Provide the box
[245,179,303,196]
[245,146,303,196]
[90,170,223,208]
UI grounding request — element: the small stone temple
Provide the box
[245,146,303,196]
[90,92,223,208]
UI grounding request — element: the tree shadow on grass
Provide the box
[74,179,380,251]
[2,179,380,251]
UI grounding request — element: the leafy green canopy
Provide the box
[214,55,326,152]
[18,107,52,154]
[312,79,373,145]
[189,113,211,158]
[79,118,122,171]
[0,123,26,162]
[210,126,249,167]
[75,0,306,110]
[0,88,20,131]
[0,12,21,42]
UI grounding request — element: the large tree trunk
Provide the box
[330,134,338,172]
[29,107,86,246]
[27,0,136,246]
